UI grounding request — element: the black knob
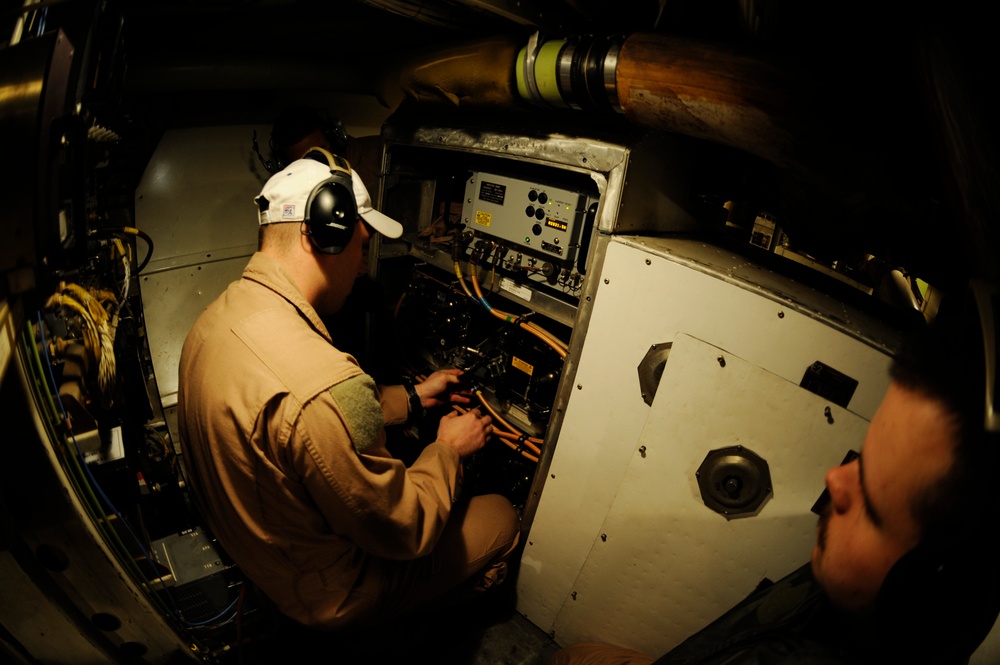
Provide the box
[723,475,743,498]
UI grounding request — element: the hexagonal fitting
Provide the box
[696,445,772,518]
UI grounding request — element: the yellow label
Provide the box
[511,356,534,376]
[475,210,492,227]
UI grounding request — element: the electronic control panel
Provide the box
[463,171,594,265]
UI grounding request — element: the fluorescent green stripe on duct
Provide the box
[516,39,567,107]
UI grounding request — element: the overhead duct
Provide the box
[514,32,806,171]
[376,35,525,110]
[385,31,812,173]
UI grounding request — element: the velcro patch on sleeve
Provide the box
[328,374,383,453]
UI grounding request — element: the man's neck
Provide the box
[260,244,321,308]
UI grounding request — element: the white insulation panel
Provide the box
[517,236,898,654]
[552,332,871,653]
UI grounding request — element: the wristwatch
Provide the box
[404,381,424,422]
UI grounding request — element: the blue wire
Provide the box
[33,311,194,620]
[34,310,252,630]
[35,311,152,556]
[183,596,243,627]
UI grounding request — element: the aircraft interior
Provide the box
[1,1,998,664]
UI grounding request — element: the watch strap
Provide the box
[404,381,424,422]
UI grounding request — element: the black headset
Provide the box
[252,107,349,175]
[873,278,1000,664]
[299,146,357,256]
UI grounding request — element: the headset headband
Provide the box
[302,146,352,179]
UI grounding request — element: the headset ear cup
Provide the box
[298,146,357,255]
[876,541,1000,662]
[305,179,355,255]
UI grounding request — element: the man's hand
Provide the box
[435,409,492,458]
[416,369,473,409]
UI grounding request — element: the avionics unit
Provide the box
[462,170,595,266]
[373,116,645,517]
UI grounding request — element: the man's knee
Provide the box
[467,493,520,552]
[460,494,520,591]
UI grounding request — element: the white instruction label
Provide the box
[500,277,532,302]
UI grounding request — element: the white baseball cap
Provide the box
[254,158,403,240]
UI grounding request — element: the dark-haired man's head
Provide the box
[270,106,348,169]
[812,281,999,661]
